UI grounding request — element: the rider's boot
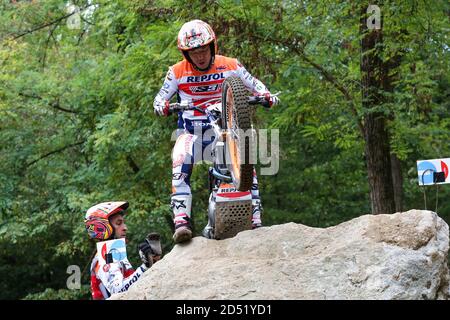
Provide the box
[171,193,193,243]
[252,199,263,229]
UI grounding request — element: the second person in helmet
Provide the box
[85,201,162,300]
[153,20,279,244]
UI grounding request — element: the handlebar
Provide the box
[248,96,270,108]
[168,101,195,114]
[169,93,279,114]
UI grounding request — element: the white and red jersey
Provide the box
[154,55,269,133]
[89,254,147,300]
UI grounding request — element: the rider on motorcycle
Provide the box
[153,20,279,244]
[85,201,162,300]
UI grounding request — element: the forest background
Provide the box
[0,0,448,299]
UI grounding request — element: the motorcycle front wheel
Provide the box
[221,76,255,191]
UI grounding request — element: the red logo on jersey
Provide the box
[186,73,225,83]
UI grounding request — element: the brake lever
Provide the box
[260,91,281,108]
[169,100,193,114]
[248,96,263,105]
[260,99,271,108]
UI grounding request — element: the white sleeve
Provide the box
[96,261,148,295]
[153,67,178,110]
[235,60,269,95]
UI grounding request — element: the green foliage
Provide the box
[0,0,448,299]
[23,285,91,300]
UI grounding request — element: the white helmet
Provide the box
[177,19,217,70]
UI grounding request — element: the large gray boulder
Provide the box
[113,210,449,300]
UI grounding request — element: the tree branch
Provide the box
[50,99,80,114]
[77,28,87,46]
[11,4,95,41]
[41,22,59,68]
[26,141,85,168]
[18,92,80,114]
[80,15,95,26]
[254,34,364,136]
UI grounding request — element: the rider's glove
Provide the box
[264,92,280,108]
[138,241,153,268]
[154,100,170,117]
[138,233,162,268]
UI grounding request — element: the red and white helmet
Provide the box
[177,20,217,70]
[84,201,129,241]
[177,19,217,53]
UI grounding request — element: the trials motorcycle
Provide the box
[169,76,277,240]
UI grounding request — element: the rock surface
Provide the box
[113,210,449,300]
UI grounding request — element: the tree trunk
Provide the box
[383,31,405,214]
[390,154,403,212]
[363,114,395,214]
[360,3,396,214]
